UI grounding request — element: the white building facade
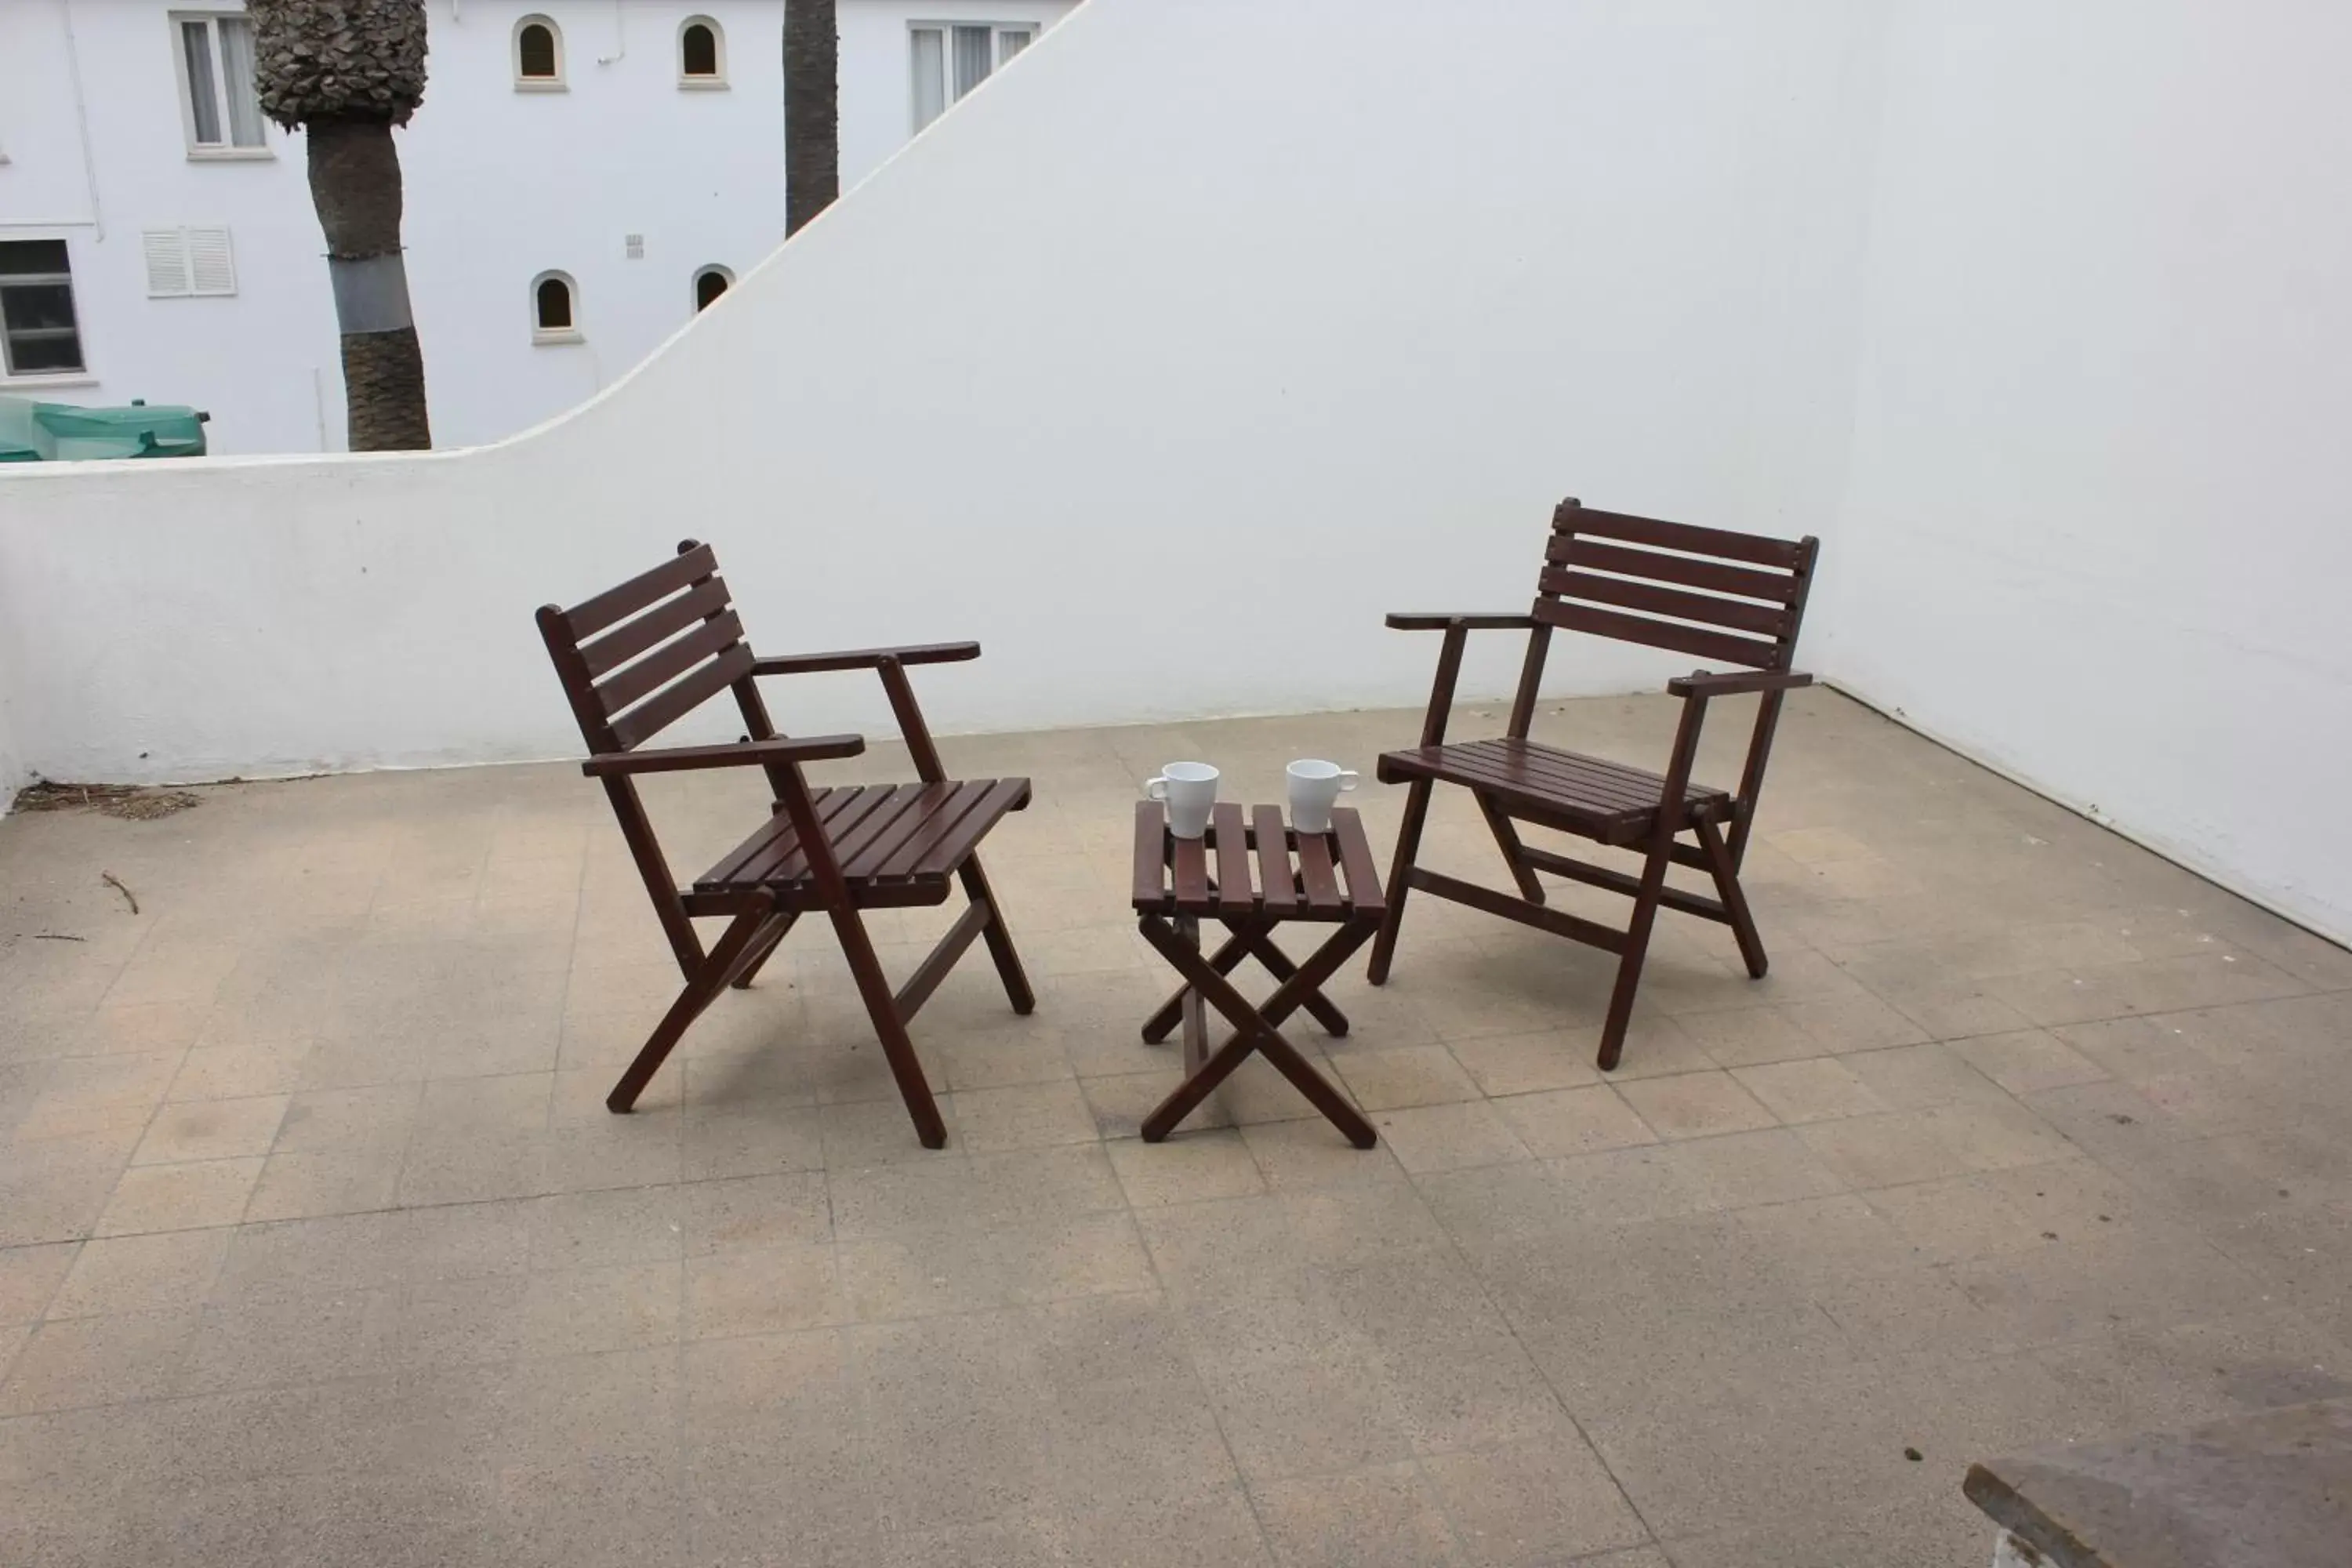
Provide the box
[0,0,1076,452]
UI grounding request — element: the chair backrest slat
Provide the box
[610,642,756,751]
[1533,598,1784,668]
[1564,506,1803,568]
[1525,499,1817,681]
[566,542,721,640]
[595,609,746,717]
[579,579,732,678]
[1546,536,1798,604]
[1537,568,1791,640]
[537,539,761,755]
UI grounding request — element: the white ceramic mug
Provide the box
[1287,759,1359,833]
[1146,761,1220,840]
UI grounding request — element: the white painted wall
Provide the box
[0,0,1889,789]
[1826,0,2352,944]
[0,0,1076,452]
[9,0,2344,944]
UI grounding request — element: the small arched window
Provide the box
[679,17,725,85]
[514,16,564,89]
[531,271,579,342]
[693,266,733,312]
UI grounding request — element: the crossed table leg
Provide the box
[1134,911,1378,1149]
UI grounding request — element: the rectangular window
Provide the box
[0,240,87,377]
[909,22,1040,132]
[175,13,268,154]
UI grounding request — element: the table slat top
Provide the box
[1132,802,1385,920]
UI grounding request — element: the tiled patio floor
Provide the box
[4,691,2350,1566]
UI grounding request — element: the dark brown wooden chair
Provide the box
[536,540,1033,1148]
[1367,499,1819,1070]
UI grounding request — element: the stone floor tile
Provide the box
[1617,1071,1777,1139]
[1490,1084,1656,1159]
[1730,1056,1889,1123]
[1240,1116,1409,1191]
[1327,1046,1484,1111]
[1443,1028,1606,1097]
[1109,1127,1268,1205]
[1370,1098,1531,1174]
[0,1241,79,1323]
[94,1157,263,1236]
[1250,1461,1462,1567]
[242,1145,404,1221]
[47,1227,230,1318]
[1796,1113,1976,1189]
[0,1310,199,1414]
[1947,1029,2109,1094]
[1664,1128,1848,1211]
[1420,1436,1651,1566]
[681,1171,833,1254]
[945,1080,1100,1152]
[1675,1006,1819,1068]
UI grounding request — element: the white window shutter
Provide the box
[143,229,191,296]
[187,227,237,296]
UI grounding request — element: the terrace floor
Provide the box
[3,690,2350,1566]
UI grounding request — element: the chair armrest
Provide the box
[1667,670,1815,699]
[751,641,980,677]
[583,734,866,777]
[1385,613,1539,632]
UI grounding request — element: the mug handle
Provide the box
[1337,770,1359,791]
[1145,776,1170,801]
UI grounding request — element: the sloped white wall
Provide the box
[1827,0,2352,944]
[0,0,1886,785]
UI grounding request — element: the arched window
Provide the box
[679,17,725,85]
[693,266,733,312]
[531,271,579,341]
[514,16,564,89]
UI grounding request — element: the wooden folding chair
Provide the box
[536,540,1033,1149]
[1367,499,1819,1070]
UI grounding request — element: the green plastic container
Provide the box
[0,396,210,460]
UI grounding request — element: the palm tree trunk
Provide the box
[306,118,430,450]
[784,0,839,236]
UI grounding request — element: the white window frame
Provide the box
[514,15,567,92]
[691,265,735,313]
[0,234,94,385]
[531,270,581,344]
[908,21,1040,133]
[677,16,728,89]
[171,10,272,161]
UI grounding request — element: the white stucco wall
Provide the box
[0,0,1076,452]
[1825,1,2352,945]
[0,0,1890,790]
[9,0,2344,943]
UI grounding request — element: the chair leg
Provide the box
[828,905,949,1149]
[1597,825,1679,1073]
[1367,780,1432,985]
[1696,818,1769,978]
[608,906,774,1113]
[1476,793,1546,906]
[957,854,1035,1016]
[728,912,797,989]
